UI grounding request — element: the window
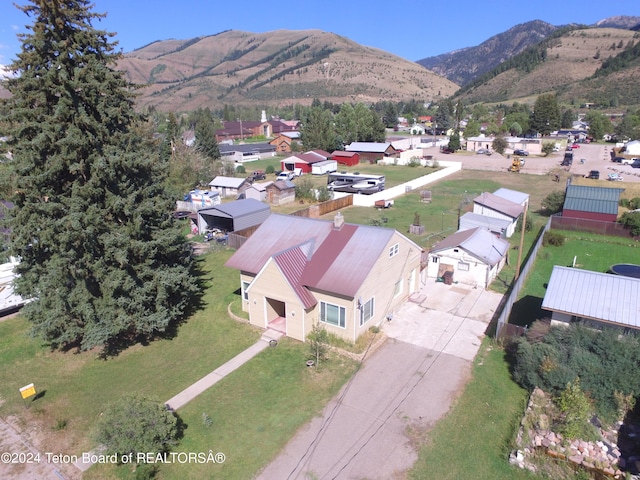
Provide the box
[394,279,403,297]
[360,297,375,326]
[389,243,399,258]
[431,256,439,263]
[457,262,470,271]
[320,301,346,328]
[242,281,250,301]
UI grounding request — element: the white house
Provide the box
[473,192,524,238]
[208,176,250,198]
[427,227,510,288]
[624,140,640,156]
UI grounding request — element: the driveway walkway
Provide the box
[257,282,503,480]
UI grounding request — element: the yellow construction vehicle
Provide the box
[509,156,524,173]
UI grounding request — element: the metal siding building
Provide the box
[562,185,623,222]
[196,199,270,233]
[542,266,640,330]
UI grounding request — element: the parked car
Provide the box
[621,158,636,165]
[476,148,492,155]
[248,169,266,181]
[586,170,600,180]
[612,157,625,163]
[632,160,640,168]
[561,157,573,167]
[514,149,529,156]
[607,173,623,181]
[571,143,580,149]
[276,171,295,181]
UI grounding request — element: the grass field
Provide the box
[0,251,357,479]
[510,230,640,327]
[408,340,536,480]
[2,166,635,479]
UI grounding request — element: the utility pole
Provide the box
[515,200,528,280]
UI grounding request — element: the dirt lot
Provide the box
[449,143,640,183]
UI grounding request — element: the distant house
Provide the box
[473,192,524,238]
[345,142,398,163]
[465,135,494,153]
[542,266,640,333]
[623,140,640,156]
[208,176,251,198]
[225,214,422,343]
[196,199,270,234]
[219,143,276,163]
[269,134,294,154]
[562,185,623,223]
[215,121,272,142]
[265,180,295,206]
[281,151,329,174]
[426,227,510,288]
[330,150,359,166]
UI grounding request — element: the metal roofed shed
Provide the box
[196,199,270,234]
[492,188,529,207]
[542,266,640,331]
[459,212,511,238]
[562,185,624,221]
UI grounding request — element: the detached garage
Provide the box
[197,199,270,234]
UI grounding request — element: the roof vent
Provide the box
[334,212,344,230]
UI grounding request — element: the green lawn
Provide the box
[409,340,537,480]
[510,230,640,327]
[0,250,357,479]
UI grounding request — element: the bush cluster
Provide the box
[543,230,565,246]
[511,323,640,423]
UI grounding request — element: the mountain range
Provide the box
[2,16,640,111]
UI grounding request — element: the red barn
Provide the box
[281,151,328,174]
[562,185,623,223]
[330,150,359,166]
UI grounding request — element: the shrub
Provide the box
[543,230,565,246]
[316,186,332,202]
[620,211,640,236]
[407,157,421,167]
[629,197,640,210]
[542,142,555,156]
[265,165,275,174]
[236,165,246,174]
[556,378,595,440]
[95,394,180,458]
[619,198,630,208]
[542,191,565,214]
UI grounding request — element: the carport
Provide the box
[196,198,270,234]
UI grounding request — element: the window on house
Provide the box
[360,297,375,326]
[242,281,250,301]
[394,279,403,297]
[320,301,346,328]
[389,243,399,258]
[431,256,439,263]
[457,262,470,271]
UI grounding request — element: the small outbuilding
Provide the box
[265,180,295,206]
[330,150,360,166]
[208,176,251,198]
[472,192,524,238]
[427,227,510,289]
[562,185,623,222]
[345,142,398,163]
[196,198,270,234]
[542,266,640,332]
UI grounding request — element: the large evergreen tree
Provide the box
[530,94,561,135]
[2,0,198,352]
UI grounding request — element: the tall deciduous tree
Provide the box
[2,0,198,352]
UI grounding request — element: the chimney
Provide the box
[261,110,267,122]
[333,212,344,230]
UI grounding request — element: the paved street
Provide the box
[257,282,503,480]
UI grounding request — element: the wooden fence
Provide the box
[550,215,632,238]
[291,195,353,218]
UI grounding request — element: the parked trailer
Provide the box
[327,172,385,194]
[311,160,338,175]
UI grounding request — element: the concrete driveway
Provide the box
[256,282,503,480]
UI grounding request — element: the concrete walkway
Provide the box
[165,329,282,410]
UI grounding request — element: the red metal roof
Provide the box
[272,243,317,309]
[225,214,398,299]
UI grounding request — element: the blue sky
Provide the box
[1,0,639,67]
